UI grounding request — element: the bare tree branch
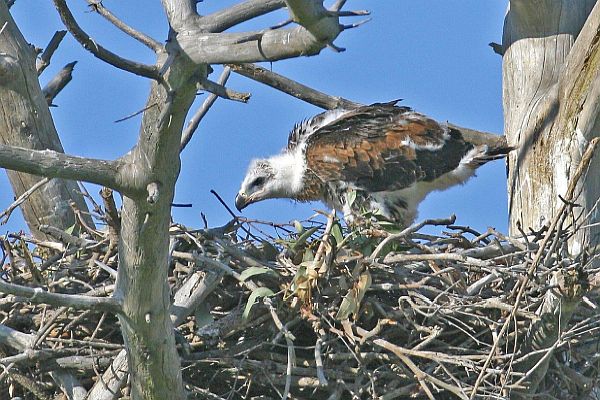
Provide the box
[284,0,339,42]
[86,0,163,52]
[52,0,160,80]
[181,67,232,151]
[0,145,125,193]
[160,0,199,32]
[0,177,50,225]
[198,75,251,102]
[199,0,286,33]
[0,324,33,350]
[0,1,95,239]
[36,30,67,74]
[228,63,361,109]
[177,26,338,64]
[42,61,76,105]
[0,325,87,400]
[176,0,343,65]
[0,279,122,314]
[85,349,128,400]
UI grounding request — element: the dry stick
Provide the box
[36,30,67,74]
[264,297,295,400]
[181,67,232,151]
[114,102,158,123]
[85,0,162,52]
[0,279,121,314]
[52,0,159,80]
[0,177,50,224]
[313,209,336,271]
[383,252,492,269]
[314,337,327,385]
[210,189,260,241]
[370,215,456,260]
[375,338,470,400]
[228,63,361,110]
[469,137,600,399]
[198,76,250,103]
[43,61,77,105]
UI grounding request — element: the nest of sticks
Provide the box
[0,193,598,400]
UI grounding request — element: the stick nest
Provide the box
[0,209,598,400]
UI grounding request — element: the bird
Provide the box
[235,101,510,227]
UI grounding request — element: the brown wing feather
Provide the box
[304,104,469,193]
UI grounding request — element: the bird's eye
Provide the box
[251,176,266,188]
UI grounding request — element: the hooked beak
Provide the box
[235,193,249,212]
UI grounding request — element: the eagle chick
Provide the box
[236,102,510,227]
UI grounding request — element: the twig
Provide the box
[114,102,158,123]
[100,187,121,245]
[86,0,162,52]
[383,252,492,268]
[373,337,469,399]
[228,63,361,110]
[181,67,232,152]
[370,215,456,260]
[52,0,159,80]
[0,177,51,225]
[197,76,251,103]
[210,189,260,241]
[314,337,328,385]
[264,297,295,400]
[469,137,600,399]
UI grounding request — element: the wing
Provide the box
[303,103,474,192]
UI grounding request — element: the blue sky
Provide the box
[5,1,509,235]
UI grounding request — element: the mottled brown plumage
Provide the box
[236,101,510,226]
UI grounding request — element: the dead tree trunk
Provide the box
[0,0,354,398]
[0,2,93,238]
[504,0,600,255]
[503,0,600,394]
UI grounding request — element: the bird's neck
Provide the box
[268,151,306,197]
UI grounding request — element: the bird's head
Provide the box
[236,153,304,212]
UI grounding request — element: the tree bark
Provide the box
[111,47,200,399]
[504,0,599,250]
[503,0,600,395]
[0,2,93,239]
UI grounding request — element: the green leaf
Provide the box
[331,222,344,245]
[239,266,275,282]
[336,290,358,320]
[290,226,319,252]
[335,271,372,320]
[293,220,304,233]
[346,190,357,207]
[302,248,315,262]
[64,223,76,235]
[243,287,274,319]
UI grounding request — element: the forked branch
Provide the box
[86,0,162,52]
[52,0,160,79]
